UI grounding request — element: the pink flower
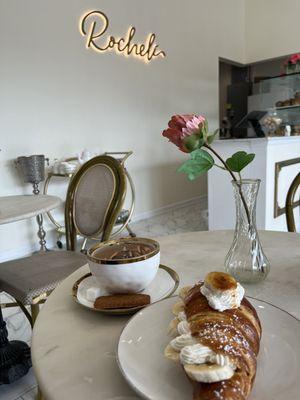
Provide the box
[162,114,205,152]
[285,53,300,65]
[182,115,206,136]
[291,54,300,62]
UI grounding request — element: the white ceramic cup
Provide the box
[87,238,160,294]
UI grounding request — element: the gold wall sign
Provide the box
[79,11,166,63]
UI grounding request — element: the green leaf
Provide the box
[190,149,214,163]
[226,151,255,172]
[183,134,204,152]
[178,149,214,180]
[206,129,219,145]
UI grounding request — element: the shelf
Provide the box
[256,72,300,83]
[275,104,300,111]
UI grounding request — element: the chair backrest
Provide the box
[65,155,126,250]
[285,172,300,232]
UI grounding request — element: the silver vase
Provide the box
[16,154,47,194]
[225,179,270,283]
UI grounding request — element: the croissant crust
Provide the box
[183,283,261,400]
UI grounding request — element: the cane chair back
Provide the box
[286,172,300,232]
[65,155,126,250]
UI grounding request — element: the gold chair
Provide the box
[285,172,300,232]
[0,155,126,326]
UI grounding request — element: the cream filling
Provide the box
[180,343,214,365]
[177,320,191,335]
[180,344,233,368]
[200,282,245,312]
[177,311,187,321]
[170,334,197,351]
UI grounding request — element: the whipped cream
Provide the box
[180,344,234,369]
[213,353,233,368]
[177,311,187,321]
[177,320,191,335]
[200,281,244,311]
[170,334,197,351]
[180,344,214,365]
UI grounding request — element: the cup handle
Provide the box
[159,264,180,299]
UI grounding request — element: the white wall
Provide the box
[245,0,300,62]
[0,0,246,258]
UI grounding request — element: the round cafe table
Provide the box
[31,230,300,400]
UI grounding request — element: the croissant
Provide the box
[165,272,261,400]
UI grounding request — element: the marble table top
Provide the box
[0,195,62,224]
[31,230,300,400]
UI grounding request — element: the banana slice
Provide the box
[167,318,179,337]
[172,301,185,316]
[164,344,180,362]
[204,271,237,292]
[184,363,235,383]
[179,286,192,300]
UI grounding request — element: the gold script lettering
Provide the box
[79,11,166,63]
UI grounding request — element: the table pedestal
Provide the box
[0,308,31,384]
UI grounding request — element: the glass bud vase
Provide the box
[225,179,270,283]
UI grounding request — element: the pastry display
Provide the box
[292,125,300,135]
[164,272,261,400]
[275,91,300,108]
[262,115,282,134]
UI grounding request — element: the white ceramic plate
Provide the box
[117,296,300,400]
[73,264,179,315]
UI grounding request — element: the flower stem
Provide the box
[204,144,251,226]
[215,164,227,170]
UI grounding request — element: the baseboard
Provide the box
[132,195,207,223]
[0,195,207,262]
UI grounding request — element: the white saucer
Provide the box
[72,264,179,315]
[117,296,300,399]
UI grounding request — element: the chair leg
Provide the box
[80,237,88,254]
[16,300,33,328]
[36,386,44,400]
[126,224,136,237]
[30,304,40,326]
